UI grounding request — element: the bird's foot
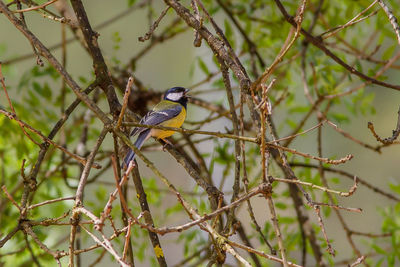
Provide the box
[161,138,173,151]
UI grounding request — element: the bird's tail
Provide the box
[123,129,150,168]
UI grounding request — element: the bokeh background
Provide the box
[1,0,400,266]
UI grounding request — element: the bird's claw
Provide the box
[161,138,173,151]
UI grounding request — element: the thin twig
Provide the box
[22,222,62,261]
[0,63,41,146]
[218,58,241,234]
[270,119,326,144]
[252,0,308,92]
[314,205,335,256]
[274,0,400,92]
[223,244,252,267]
[0,225,20,248]
[122,183,270,236]
[349,255,366,267]
[122,219,133,262]
[325,119,382,153]
[0,109,102,169]
[68,128,108,267]
[117,77,134,128]
[96,157,134,231]
[123,121,352,165]
[12,0,59,13]
[290,162,400,202]
[88,249,107,267]
[122,122,258,143]
[227,239,302,267]
[24,233,42,267]
[271,175,358,197]
[240,84,275,257]
[320,1,378,39]
[138,5,170,42]
[191,0,202,47]
[80,225,129,267]
[267,142,353,165]
[1,185,22,211]
[28,196,75,209]
[368,105,400,144]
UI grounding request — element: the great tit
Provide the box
[123,87,189,167]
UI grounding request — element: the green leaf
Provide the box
[0,43,6,56]
[382,45,396,61]
[330,113,350,123]
[275,202,287,210]
[278,216,295,224]
[197,57,210,76]
[127,0,136,6]
[224,19,235,48]
[389,183,400,195]
[289,106,309,114]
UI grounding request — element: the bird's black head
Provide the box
[163,87,189,108]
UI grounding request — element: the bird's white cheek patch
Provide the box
[166,92,183,101]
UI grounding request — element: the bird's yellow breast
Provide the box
[152,107,186,140]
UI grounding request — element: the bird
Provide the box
[123,87,189,168]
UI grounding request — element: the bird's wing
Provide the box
[130,104,183,137]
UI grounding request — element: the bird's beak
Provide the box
[184,88,191,97]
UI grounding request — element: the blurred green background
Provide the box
[1,0,400,266]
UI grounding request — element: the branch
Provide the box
[122,122,258,143]
[3,2,146,65]
[163,0,251,93]
[117,130,269,265]
[378,0,400,46]
[128,160,168,266]
[320,1,378,39]
[12,0,59,13]
[117,77,134,128]
[119,183,270,236]
[0,63,41,146]
[138,5,170,42]
[0,225,20,248]
[0,0,113,124]
[0,109,101,169]
[267,142,353,165]
[368,105,400,144]
[271,175,358,197]
[96,157,133,231]
[70,0,120,116]
[252,0,308,91]
[69,128,108,267]
[217,59,242,234]
[273,0,400,92]
[1,185,22,211]
[80,225,129,267]
[28,196,75,210]
[22,222,62,263]
[227,239,302,267]
[290,162,400,202]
